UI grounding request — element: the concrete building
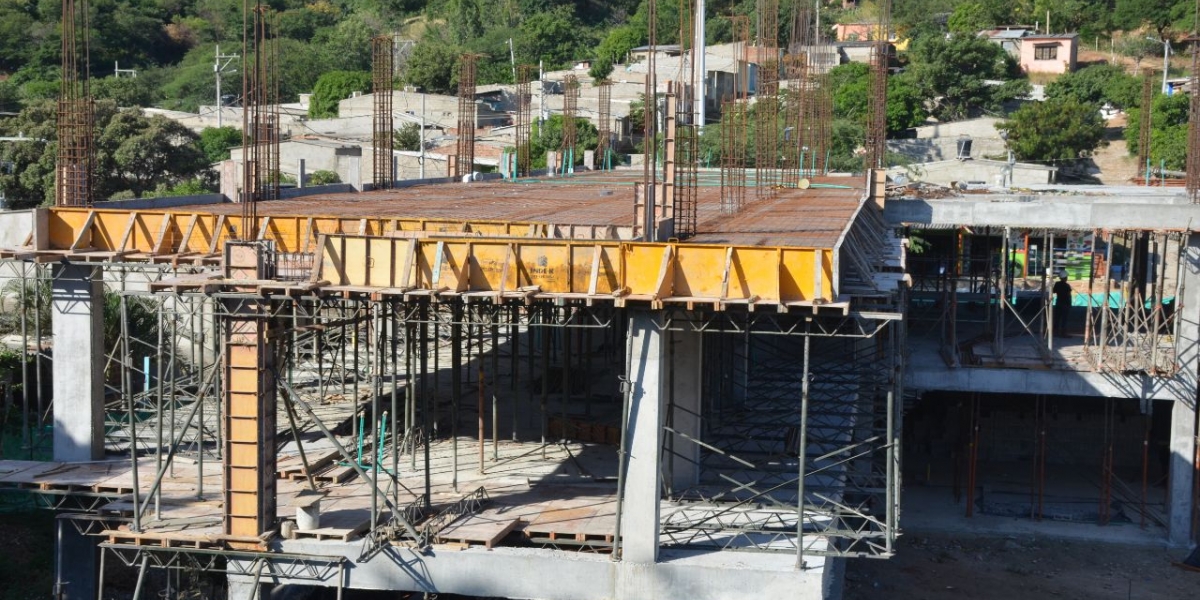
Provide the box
[0,168,1196,600]
[887,117,1009,163]
[1018,33,1079,74]
[980,28,1030,58]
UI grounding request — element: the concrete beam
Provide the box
[246,542,837,600]
[51,264,104,462]
[884,196,1200,231]
[906,361,1194,402]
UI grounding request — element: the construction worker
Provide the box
[1052,271,1072,337]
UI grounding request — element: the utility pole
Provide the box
[214,45,239,128]
[507,38,517,83]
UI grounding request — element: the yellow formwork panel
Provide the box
[317,236,834,306]
[43,208,546,255]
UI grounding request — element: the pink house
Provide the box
[1018,33,1078,74]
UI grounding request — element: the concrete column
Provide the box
[227,575,272,600]
[668,326,703,492]
[298,158,306,189]
[583,149,596,171]
[1168,398,1197,545]
[55,517,98,600]
[622,312,665,563]
[1169,233,1200,545]
[51,264,104,462]
[546,151,558,178]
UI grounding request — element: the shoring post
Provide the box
[795,321,811,569]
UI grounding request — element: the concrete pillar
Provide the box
[298,159,306,189]
[546,151,558,178]
[668,326,702,492]
[583,149,596,171]
[55,517,98,600]
[1169,233,1200,545]
[227,575,272,600]
[222,244,278,538]
[51,264,104,462]
[622,312,665,563]
[1168,398,1197,545]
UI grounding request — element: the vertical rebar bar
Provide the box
[373,35,395,189]
[456,54,479,179]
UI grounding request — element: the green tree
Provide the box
[1045,64,1141,110]
[530,114,599,168]
[595,23,643,65]
[515,6,590,70]
[404,39,461,95]
[92,75,160,107]
[198,126,242,163]
[908,33,1027,121]
[589,58,614,82]
[0,100,211,206]
[1115,35,1164,76]
[1125,91,1189,170]
[95,109,210,198]
[394,122,422,151]
[309,70,372,119]
[1115,0,1191,39]
[947,1,994,34]
[997,98,1106,162]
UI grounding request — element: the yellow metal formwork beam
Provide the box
[41,207,546,256]
[316,235,837,308]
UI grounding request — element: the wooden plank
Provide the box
[436,516,519,549]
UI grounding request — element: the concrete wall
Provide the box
[890,160,1056,187]
[0,210,34,247]
[888,117,1008,162]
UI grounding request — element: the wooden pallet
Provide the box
[435,515,520,549]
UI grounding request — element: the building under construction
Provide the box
[0,0,1197,599]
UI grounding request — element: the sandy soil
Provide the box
[845,532,1197,600]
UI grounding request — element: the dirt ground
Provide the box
[844,532,1197,600]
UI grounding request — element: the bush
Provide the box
[309,170,341,185]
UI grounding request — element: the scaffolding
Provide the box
[372,35,395,190]
[455,54,479,180]
[56,0,94,207]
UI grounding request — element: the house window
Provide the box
[1034,44,1058,61]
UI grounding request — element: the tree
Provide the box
[908,33,1027,121]
[595,23,643,66]
[404,39,461,95]
[515,6,590,70]
[1045,64,1141,110]
[95,109,210,198]
[589,58,614,82]
[198,126,242,163]
[1115,0,1191,39]
[996,98,1106,162]
[530,115,599,168]
[394,122,422,151]
[947,1,994,34]
[92,75,160,108]
[0,100,210,206]
[1125,91,1189,170]
[309,71,372,119]
[830,63,927,134]
[1116,35,1164,76]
